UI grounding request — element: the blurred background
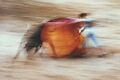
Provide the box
[0,0,120,80]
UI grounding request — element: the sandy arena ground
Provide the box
[0,0,120,80]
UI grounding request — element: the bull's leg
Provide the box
[12,43,23,61]
[26,47,37,59]
[47,40,58,58]
[69,41,86,58]
[13,51,20,61]
[38,41,56,57]
[12,48,25,63]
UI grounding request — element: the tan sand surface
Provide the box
[0,0,120,80]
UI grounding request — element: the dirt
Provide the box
[0,0,120,80]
